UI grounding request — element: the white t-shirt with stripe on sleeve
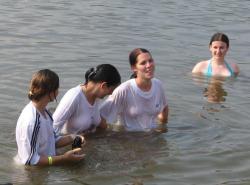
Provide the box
[15,102,56,165]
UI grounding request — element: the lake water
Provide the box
[1,0,250,184]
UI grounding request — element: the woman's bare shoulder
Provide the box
[230,62,240,75]
[192,60,209,74]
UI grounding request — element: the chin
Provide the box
[214,56,224,59]
[148,75,154,79]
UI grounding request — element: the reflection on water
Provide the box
[10,165,49,185]
[192,75,233,121]
[203,78,227,103]
[109,119,168,133]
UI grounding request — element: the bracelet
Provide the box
[48,156,53,165]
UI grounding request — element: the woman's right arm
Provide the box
[192,61,206,74]
[157,106,169,124]
[53,92,77,134]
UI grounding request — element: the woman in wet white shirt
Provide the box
[15,69,85,166]
[53,64,121,135]
[100,48,169,132]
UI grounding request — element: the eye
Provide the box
[140,60,147,65]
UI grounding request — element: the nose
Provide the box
[217,47,223,53]
[146,60,153,67]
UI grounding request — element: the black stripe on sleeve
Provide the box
[25,112,40,165]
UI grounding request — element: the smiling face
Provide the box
[132,52,155,80]
[209,41,228,61]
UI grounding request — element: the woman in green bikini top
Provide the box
[192,32,240,77]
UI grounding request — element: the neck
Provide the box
[135,78,152,91]
[81,84,97,105]
[32,99,48,114]
[212,57,225,65]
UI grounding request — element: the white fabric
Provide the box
[53,85,101,134]
[15,102,56,165]
[100,78,168,131]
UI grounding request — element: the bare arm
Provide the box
[55,135,73,148]
[56,134,85,148]
[233,63,240,76]
[192,61,207,74]
[36,148,85,166]
[157,106,169,124]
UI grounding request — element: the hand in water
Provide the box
[63,148,85,162]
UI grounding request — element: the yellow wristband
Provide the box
[48,156,53,165]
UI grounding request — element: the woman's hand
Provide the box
[157,106,169,124]
[63,148,85,162]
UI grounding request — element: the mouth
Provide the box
[146,70,154,76]
[215,54,223,57]
[146,70,152,73]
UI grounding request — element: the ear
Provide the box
[209,44,212,52]
[100,82,108,89]
[48,91,54,101]
[131,65,137,73]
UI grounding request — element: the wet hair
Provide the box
[84,64,121,87]
[209,32,229,48]
[129,48,152,78]
[28,69,59,101]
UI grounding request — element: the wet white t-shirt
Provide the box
[15,102,56,165]
[100,78,167,131]
[53,85,101,134]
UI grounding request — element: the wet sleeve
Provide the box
[53,92,78,134]
[159,80,168,111]
[100,87,125,124]
[17,121,40,165]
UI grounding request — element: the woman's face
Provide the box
[132,52,155,80]
[97,83,117,99]
[209,41,228,60]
